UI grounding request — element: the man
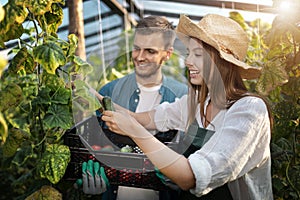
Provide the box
[83,16,187,200]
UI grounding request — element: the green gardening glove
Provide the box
[74,160,109,195]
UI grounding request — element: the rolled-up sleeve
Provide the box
[154,95,189,132]
[188,97,271,197]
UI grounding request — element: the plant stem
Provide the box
[285,153,300,198]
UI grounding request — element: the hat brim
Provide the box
[220,51,261,80]
[176,15,261,80]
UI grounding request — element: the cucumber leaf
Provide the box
[37,144,70,184]
[33,42,66,74]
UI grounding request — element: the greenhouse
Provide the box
[0,0,299,199]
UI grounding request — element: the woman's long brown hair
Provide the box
[187,39,273,129]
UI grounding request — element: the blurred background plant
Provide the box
[230,1,300,198]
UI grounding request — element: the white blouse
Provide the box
[154,94,273,200]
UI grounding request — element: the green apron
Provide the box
[178,120,233,200]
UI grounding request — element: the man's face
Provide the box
[132,32,169,78]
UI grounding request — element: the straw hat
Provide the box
[176,14,261,79]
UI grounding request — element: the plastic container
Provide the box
[63,116,180,190]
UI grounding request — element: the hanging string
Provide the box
[256,1,261,60]
[130,0,134,15]
[97,0,107,83]
[140,0,144,17]
[123,0,131,72]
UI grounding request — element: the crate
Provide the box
[63,116,180,191]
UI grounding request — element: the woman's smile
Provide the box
[189,70,200,79]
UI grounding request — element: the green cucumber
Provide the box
[102,96,115,111]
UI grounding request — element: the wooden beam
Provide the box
[143,10,202,22]
[102,0,138,29]
[148,0,275,14]
[125,0,143,18]
[58,11,116,32]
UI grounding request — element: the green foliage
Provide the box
[0,0,95,199]
[162,52,186,83]
[0,82,23,112]
[230,6,300,200]
[0,113,7,144]
[263,6,300,200]
[37,144,70,184]
[2,128,29,158]
[72,79,102,121]
[0,1,27,47]
[8,47,35,74]
[24,185,62,200]
[33,41,67,74]
[0,23,7,148]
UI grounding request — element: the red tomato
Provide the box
[92,145,102,150]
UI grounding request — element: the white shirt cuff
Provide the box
[188,153,213,196]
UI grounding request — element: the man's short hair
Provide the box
[135,16,176,49]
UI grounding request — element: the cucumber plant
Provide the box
[0,0,94,199]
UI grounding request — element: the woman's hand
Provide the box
[102,110,141,138]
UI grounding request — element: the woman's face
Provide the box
[185,38,204,85]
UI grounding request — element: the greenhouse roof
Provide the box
[0,0,279,65]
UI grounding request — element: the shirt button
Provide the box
[134,99,138,103]
[136,89,140,92]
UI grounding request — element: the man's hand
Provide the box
[74,160,109,195]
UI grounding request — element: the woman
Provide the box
[102,14,273,199]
